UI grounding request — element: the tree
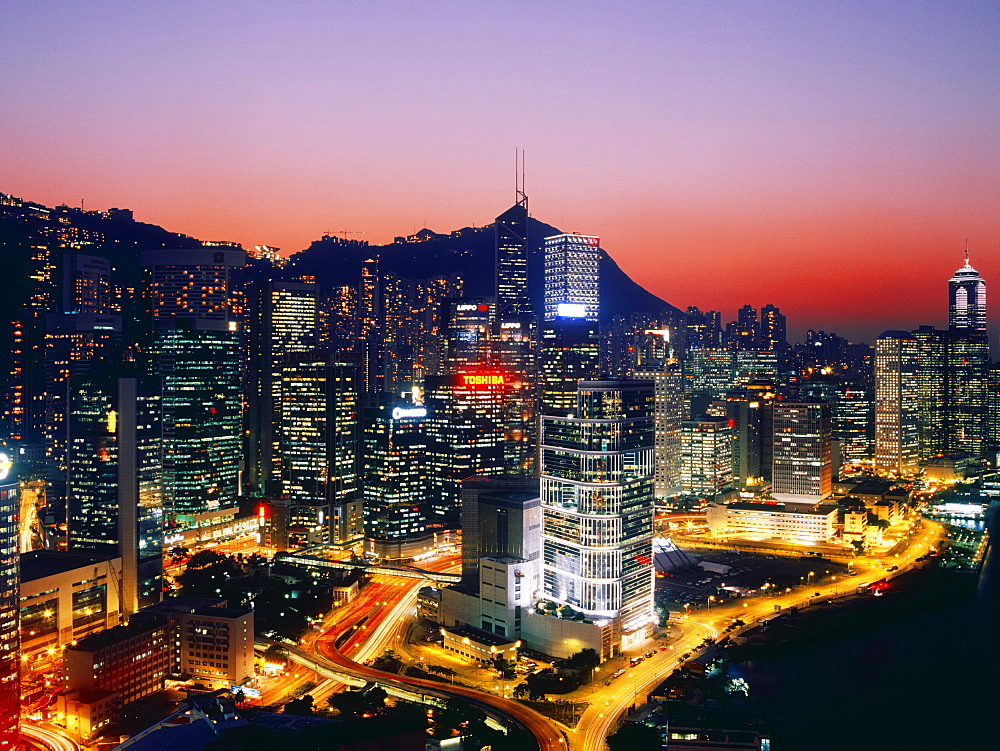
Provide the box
[607,722,663,751]
[282,695,314,716]
[566,648,600,672]
[493,656,517,680]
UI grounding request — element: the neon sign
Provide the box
[391,406,427,420]
[459,372,507,387]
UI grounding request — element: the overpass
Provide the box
[274,551,461,584]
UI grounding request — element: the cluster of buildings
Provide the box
[0,188,993,747]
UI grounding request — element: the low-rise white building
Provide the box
[707,500,837,545]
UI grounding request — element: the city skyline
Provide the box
[2,2,998,343]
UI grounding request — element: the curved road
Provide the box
[290,569,566,751]
[21,722,80,751]
[571,517,945,751]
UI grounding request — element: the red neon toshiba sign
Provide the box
[458,372,507,387]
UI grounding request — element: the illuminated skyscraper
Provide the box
[949,249,986,331]
[0,449,19,749]
[444,298,495,370]
[913,326,989,458]
[245,280,317,494]
[630,329,683,499]
[277,353,363,548]
[66,373,163,613]
[141,248,244,529]
[495,193,530,316]
[875,331,920,475]
[679,417,734,497]
[363,403,439,560]
[424,369,507,525]
[771,402,832,502]
[542,234,600,322]
[539,319,600,416]
[540,380,655,635]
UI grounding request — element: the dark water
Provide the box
[746,509,1000,750]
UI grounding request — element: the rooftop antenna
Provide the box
[965,238,970,266]
[515,148,527,210]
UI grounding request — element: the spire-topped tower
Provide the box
[949,245,987,331]
[495,149,531,316]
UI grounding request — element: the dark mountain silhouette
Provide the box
[286,213,682,323]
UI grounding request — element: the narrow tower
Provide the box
[949,246,986,331]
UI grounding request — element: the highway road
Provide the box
[279,557,566,751]
[21,722,80,751]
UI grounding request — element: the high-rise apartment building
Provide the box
[949,250,986,331]
[875,331,921,475]
[771,402,832,503]
[65,373,163,613]
[0,449,18,749]
[540,380,655,635]
[542,234,600,322]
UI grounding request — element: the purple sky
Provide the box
[2,1,998,342]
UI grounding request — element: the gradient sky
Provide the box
[2,1,998,343]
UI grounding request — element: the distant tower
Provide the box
[949,247,986,331]
[874,331,921,475]
[771,402,832,503]
[495,149,531,317]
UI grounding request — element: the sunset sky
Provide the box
[2,1,997,343]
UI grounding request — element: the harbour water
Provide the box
[744,508,1000,750]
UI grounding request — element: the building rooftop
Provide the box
[20,550,117,583]
[442,624,518,648]
[70,614,168,653]
[727,501,834,516]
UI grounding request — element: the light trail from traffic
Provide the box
[21,722,80,751]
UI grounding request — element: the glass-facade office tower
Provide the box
[277,353,363,548]
[0,450,19,749]
[540,380,655,634]
[245,280,318,494]
[141,248,244,529]
[423,370,506,525]
[542,234,600,322]
[949,252,986,331]
[913,326,989,458]
[363,404,437,558]
[540,320,600,416]
[630,329,683,499]
[771,402,832,502]
[66,374,163,613]
[875,331,921,475]
[495,199,531,316]
[679,417,734,497]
